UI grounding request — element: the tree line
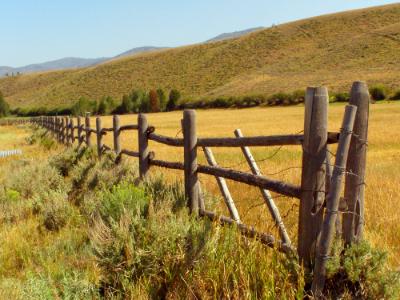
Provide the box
[9,88,181,117]
[2,84,400,118]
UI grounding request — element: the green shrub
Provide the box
[332,92,350,103]
[98,182,149,223]
[71,97,97,116]
[268,92,294,105]
[157,88,167,112]
[369,85,388,101]
[0,91,10,117]
[41,192,73,231]
[6,161,67,199]
[97,96,116,115]
[167,89,181,111]
[50,146,93,177]
[26,127,56,150]
[325,241,400,299]
[390,90,400,100]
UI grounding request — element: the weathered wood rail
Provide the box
[2,81,370,296]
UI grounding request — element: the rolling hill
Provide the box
[1,3,400,109]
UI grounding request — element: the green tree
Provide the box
[140,93,150,113]
[98,98,107,115]
[157,88,167,112]
[167,89,180,111]
[71,97,97,116]
[98,96,116,115]
[120,94,132,113]
[129,89,144,113]
[0,91,10,117]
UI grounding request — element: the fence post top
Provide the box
[183,109,196,117]
[306,86,328,95]
[351,81,369,94]
[344,104,358,114]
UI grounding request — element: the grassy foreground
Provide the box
[1,3,400,109]
[0,127,306,299]
[0,103,399,298]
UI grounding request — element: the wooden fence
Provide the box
[2,81,370,296]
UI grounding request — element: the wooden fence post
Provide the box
[113,115,121,156]
[234,128,291,246]
[85,112,91,147]
[61,118,66,144]
[312,105,358,296]
[65,117,71,146]
[298,86,328,269]
[96,117,103,157]
[58,117,62,142]
[52,117,56,136]
[183,109,199,214]
[70,118,75,144]
[138,113,149,179]
[342,81,370,245]
[55,117,59,141]
[77,116,82,146]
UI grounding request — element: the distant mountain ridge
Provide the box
[206,27,264,42]
[0,57,108,77]
[0,46,164,77]
[114,46,168,59]
[0,27,262,77]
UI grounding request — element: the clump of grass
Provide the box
[50,146,94,177]
[40,192,73,231]
[26,127,56,150]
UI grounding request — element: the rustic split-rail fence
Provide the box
[1,81,369,296]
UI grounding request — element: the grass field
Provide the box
[83,101,400,267]
[1,3,400,109]
[0,102,399,298]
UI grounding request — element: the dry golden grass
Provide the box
[0,101,399,269]
[82,102,400,267]
[1,3,400,108]
[0,125,60,172]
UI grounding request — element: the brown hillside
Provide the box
[1,3,400,108]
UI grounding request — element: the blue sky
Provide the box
[0,0,398,67]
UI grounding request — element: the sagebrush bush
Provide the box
[5,161,67,199]
[369,84,388,101]
[26,127,56,150]
[50,146,93,177]
[325,240,400,299]
[332,92,350,103]
[41,192,73,231]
